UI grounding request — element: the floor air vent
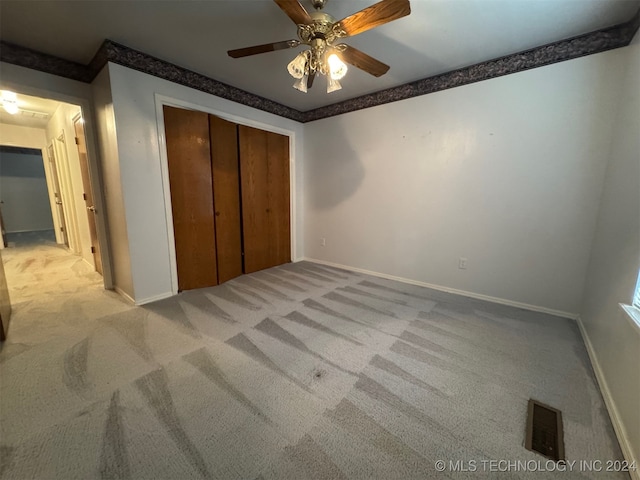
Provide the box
[525,399,565,461]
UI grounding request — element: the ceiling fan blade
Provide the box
[337,44,390,77]
[273,0,312,25]
[228,40,300,58]
[307,71,316,89]
[337,0,411,37]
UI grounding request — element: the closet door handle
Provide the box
[215,211,221,216]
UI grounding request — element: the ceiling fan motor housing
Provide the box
[298,12,344,47]
[311,0,327,10]
[297,12,345,76]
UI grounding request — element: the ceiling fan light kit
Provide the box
[228,0,411,94]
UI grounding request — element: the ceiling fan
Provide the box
[227,0,411,93]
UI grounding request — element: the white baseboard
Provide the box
[81,258,95,269]
[577,316,639,479]
[134,291,174,306]
[300,257,578,320]
[114,287,135,305]
[114,286,174,306]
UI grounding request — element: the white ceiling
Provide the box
[0,92,60,129]
[1,0,638,111]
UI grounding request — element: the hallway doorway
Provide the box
[0,90,103,264]
[0,89,110,340]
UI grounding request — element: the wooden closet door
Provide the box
[210,116,243,283]
[239,125,290,273]
[266,131,291,266]
[164,106,218,290]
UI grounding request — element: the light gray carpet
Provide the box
[3,229,56,247]
[0,243,627,479]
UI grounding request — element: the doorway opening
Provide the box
[0,91,101,262]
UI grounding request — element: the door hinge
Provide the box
[91,246,96,253]
[75,137,80,145]
[83,193,87,201]
[60,227,64,232]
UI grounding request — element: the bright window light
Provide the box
[633,270,640,308]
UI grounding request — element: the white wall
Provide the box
[104,62,304,304]
[579,33,640,471]
[45,103,93,264]
[91,67,134,299]
[0,123,47,149]
[0,151,53,233]
[303,48,627,316]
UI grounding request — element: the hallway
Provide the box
[0,239,126,360]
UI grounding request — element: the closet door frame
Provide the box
[154,94,298,296]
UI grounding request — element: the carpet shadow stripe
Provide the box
[412,317,522,361]
[100,390,131,479]
[258,272,307,292]
[207,285,261,311]
[254,318,356,376]
[303,298,400,339]
[277,271,322,288]
[105,314,154,361]
[234,276,293,301]
[287,265,335,282]
[324,291,396,318]
[356,374,450,433]
[325,399,434,473]
[359,280,436,302]
[225,333,314,394]
[285,310,363,346]
[369,354,447,398]
[183,347,272,426]
[62,336,91,395]
[422,309,506,331]
[390,341,465,375]
[399,330,465,360]
[0,445,16,478]
[392,340,532,393]
[145,300,202,339]
[181,293,236,323]
[283,434,348,480]
[302,299,370,328]
[134,368,211,478]
[339,285,408,306]
[299,263,349,280]
[226,284,272,307]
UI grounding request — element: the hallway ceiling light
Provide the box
[17,108,50,120]
[1,90,19,115]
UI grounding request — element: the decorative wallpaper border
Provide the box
[100,41,306,122]
[0,41,93,83]
[304,9,640,122]
[1,8,638,123]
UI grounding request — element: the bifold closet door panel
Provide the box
[266,131,291,266]
[239,125,290,273]
[164,105,218,290]
[239,125,270,273]
[210,115,243,283]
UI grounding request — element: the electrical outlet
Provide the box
[320,237,326,247]
[458,257,468,269]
